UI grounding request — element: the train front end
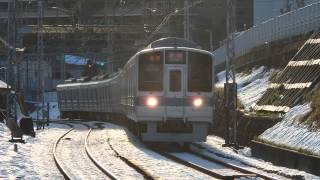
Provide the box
[136,47,214,142]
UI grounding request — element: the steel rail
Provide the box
[188,147,278,180]
[85,128,119,180]
[53,128,74,180]
[107,138,156,180]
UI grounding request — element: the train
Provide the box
[57,37,215,142]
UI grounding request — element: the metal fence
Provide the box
[213,2,320,65]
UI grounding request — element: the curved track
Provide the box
[85,128,118,180]
[53,123,113,179]
[53,128,74,180]
[52,121,277,179]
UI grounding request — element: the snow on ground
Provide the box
[102,122,214,179]
[192,136,319,179]
[1,120,318,179]
[0,122,67,179]
[216,66,274,111]
[259,103,320,156]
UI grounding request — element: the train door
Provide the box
[165,66,185,118]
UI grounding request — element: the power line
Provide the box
[143,0,205,45]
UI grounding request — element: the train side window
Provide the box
[169,70,181,92]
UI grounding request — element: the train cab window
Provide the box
[139,52,163,91]
[188,52,212,92]
[169,70,181,92]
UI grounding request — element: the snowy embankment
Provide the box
[217,66,320,156]
[216,66,274,111]
[0,122,67,179]
[259,103,320,156]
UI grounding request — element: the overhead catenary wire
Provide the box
[143,0,205,46]
[0,36,25,52]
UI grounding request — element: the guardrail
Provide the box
[213,2,320,65]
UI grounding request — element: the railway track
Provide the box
[53,123,115,179]
[53,127,74,179]
[150,145,277,180]
[85,128,118,180]
[190,142,296,179]
[187,150,277,180]
[51,121,280,179]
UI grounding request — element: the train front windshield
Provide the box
[188,52,212,92]
[139,52,163,91]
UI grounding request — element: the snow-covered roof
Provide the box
[64,55,107,66]
[0,80,9,89]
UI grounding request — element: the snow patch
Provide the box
[0,79,9,89]
[259,103,320,156]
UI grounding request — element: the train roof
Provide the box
[146,37,201,49]
[56,71,120,89]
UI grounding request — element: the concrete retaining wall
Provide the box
[252,140,320,176]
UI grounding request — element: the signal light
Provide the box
[193,98,203,107]
[146,97,158,108]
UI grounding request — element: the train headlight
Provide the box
[193,98,203,107]
[146,96,158,108]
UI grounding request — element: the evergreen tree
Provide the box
[81,60,100,77]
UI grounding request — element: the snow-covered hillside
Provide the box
[216,66,274,111]
[259,103,320,156]
[217,66,320,156]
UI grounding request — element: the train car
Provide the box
[57,37,214,142]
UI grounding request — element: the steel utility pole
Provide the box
[7,0,17,124]
[184,0,190,40]
[37,0,44,123]
[224,0,238,146]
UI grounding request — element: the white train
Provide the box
[57,38,215,142]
